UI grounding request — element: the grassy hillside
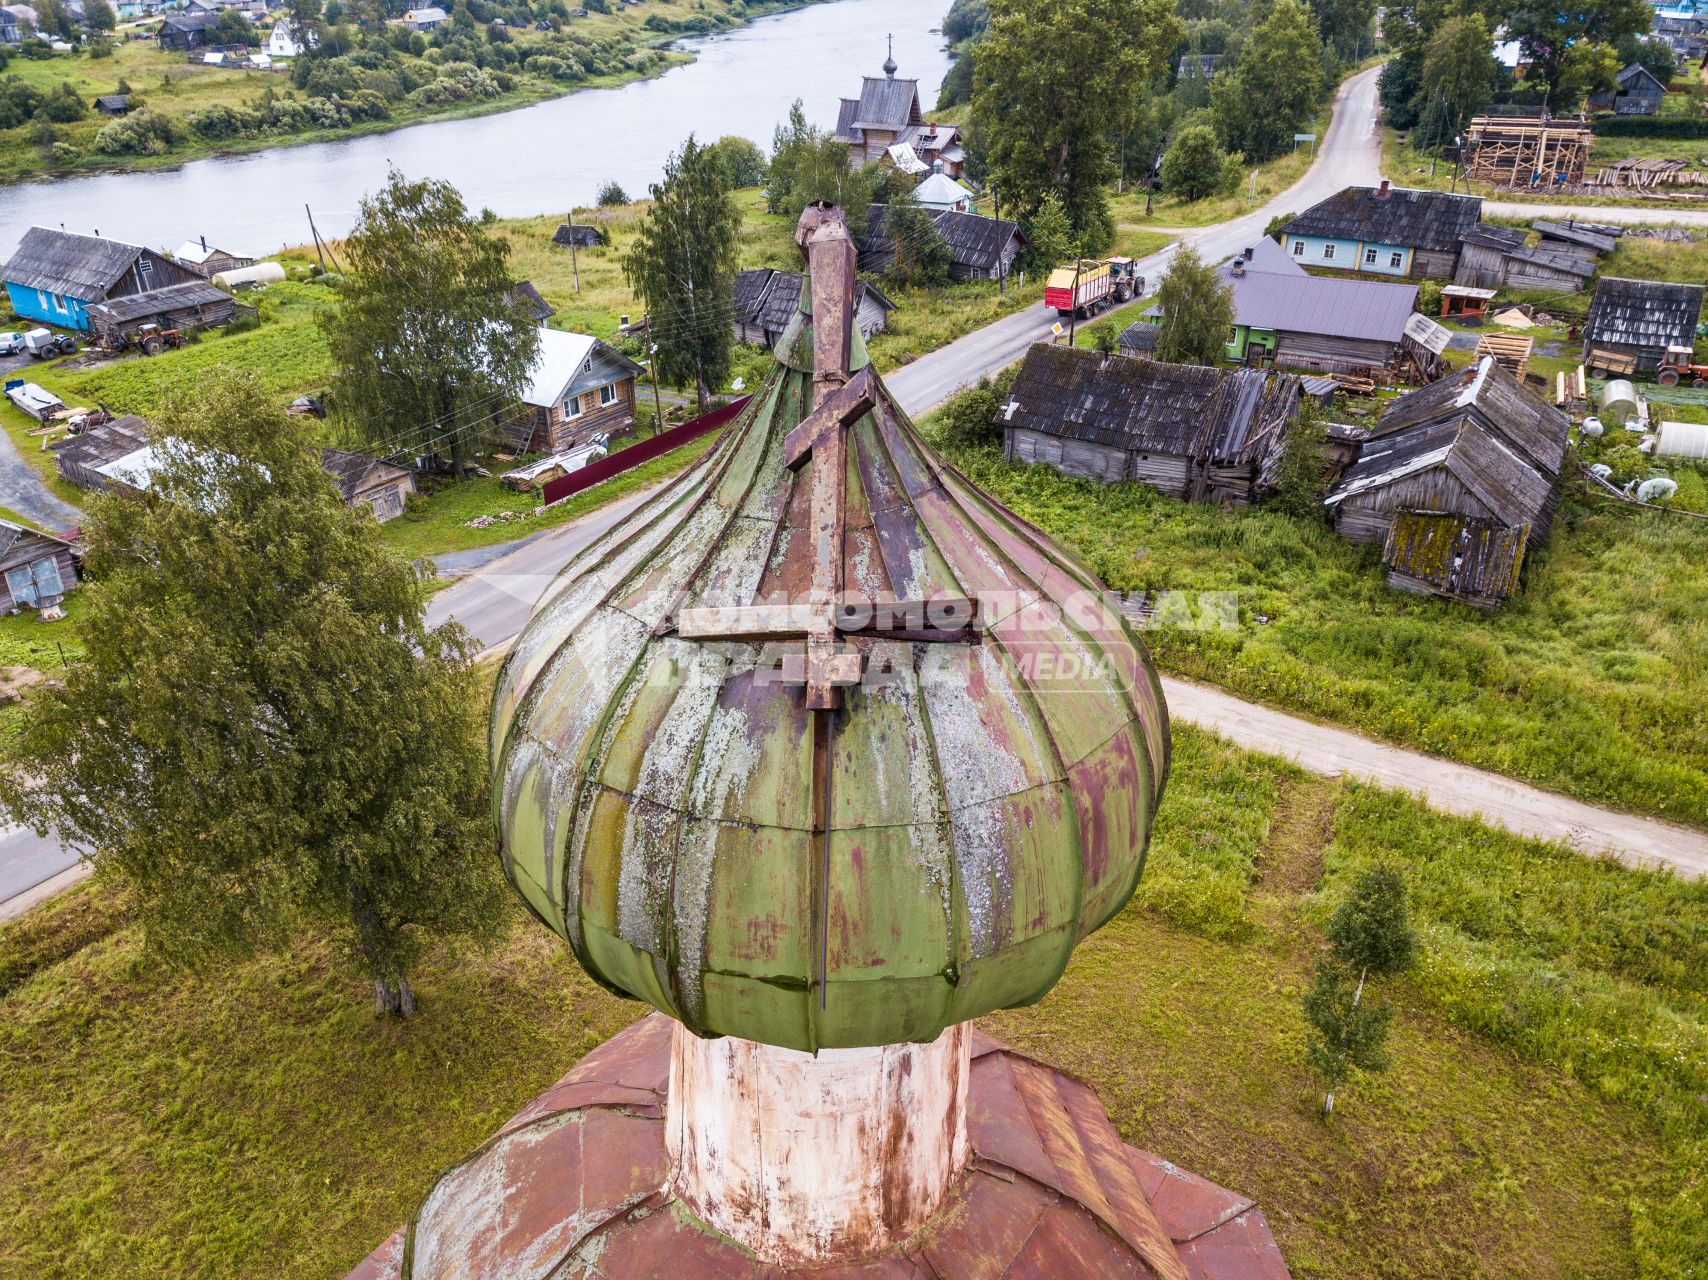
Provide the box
[1,723,1700,1278]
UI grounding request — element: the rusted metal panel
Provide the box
[349,1017,1289,1280]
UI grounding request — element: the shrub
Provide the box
[187,103,259,139]
[1160,125,1233,201]
[707,134,767,189]
[596,179,628,206]
[49,140,78,164]
[94,107,178,156]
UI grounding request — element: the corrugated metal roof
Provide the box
[521,328,595,406]
[1218,262,1417,343]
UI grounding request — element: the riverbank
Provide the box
[0,0,826,186]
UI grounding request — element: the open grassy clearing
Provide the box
[0,0,810,183]
[931,436,1708,827]
[1,720,1697,1278]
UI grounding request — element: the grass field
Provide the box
[1,721,1699,1278]
[930,434,1708,828]
[0,0,810,183]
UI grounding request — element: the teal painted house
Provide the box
[3,227,200,333]
[1279,182,1481,281]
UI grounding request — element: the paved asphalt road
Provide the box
[1484,200,1708,226]
[11,65,1708,910]
[0,416,84,533]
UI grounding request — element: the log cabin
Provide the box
[3,226,204,332]
[0,520,78,619]
[860,205,1027,283]
[509,328,643,454]
[833,48,965,177]
[1582,277,1706,374]
[1279,182,1482,279]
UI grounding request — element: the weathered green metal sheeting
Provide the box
[492,296,1170,1053]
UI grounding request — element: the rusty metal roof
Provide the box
[492,209,1170,1054]
[345,1016,1291,1280]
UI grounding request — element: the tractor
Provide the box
[1655,345,1708,387]
[118,323,188,357]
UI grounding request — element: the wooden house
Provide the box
[50,415,153,491]
[173,237,254,279]
[396,6,446,31]
[1177,53,1222,81]
[1216,238,1419,377]
[0,520,78,619]
[3,227,203,333]
[1326,357,1568,604]
[1000,343,1310,505]
[94,93,130,115]
[731,269,893,349]
[834,51,965,177]
[1279,182,1481,279]
[156,12,218,49]
[505,280,555,326]
[1590,63,1667,115]
[860,205,1027,283]
[1583,277,1707,373]
[509,328,644,454]
[913,166,974,213]
[86,280,238,342]
[319,448,416,523]
[1453,223,1596,293]
[553,223,605,250]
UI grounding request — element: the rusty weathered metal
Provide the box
[491,207,1171,1053]
[343,1016,1291,1280]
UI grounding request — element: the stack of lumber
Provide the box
[1476,332,1534,381]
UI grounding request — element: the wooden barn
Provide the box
[505,280,555,326]
[509,328,644,454]
[1453,223,1597,293]
[1217,239,1420,378]
[1279,182,1481,279]
[173,237,254,280]
[860,205,1028,283]
[0,519,78,619]
[731,268,894,349]
[552,223,605,250]
[319,448,416,523]
[1326,356,1569,605]
[86,279,237,341]
[1000,343,1310,505]
[1583,277,1707,373]
[3,226,204,333]
[156,12,217,49]
[1590,63,1667,115]
[50,415,153,491]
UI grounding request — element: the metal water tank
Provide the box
[1600,379,1639,428]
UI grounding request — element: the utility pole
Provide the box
[649,338,665,436]
[568,209,580,293]
[1067,256,1082,348]
[993,185,1005,297]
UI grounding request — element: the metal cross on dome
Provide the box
[674,205,977,711]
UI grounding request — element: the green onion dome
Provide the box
[491,268,1170,1053]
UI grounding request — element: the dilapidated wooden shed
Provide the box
[732,268,894,349]
[1001,343,1307,504]
[86,280,237,341]
[1583,277,1707,372]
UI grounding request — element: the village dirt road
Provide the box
[0,425,83,533]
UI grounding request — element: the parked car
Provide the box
[23,328,76,360]
[0,332,26,356]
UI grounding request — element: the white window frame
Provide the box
[563,393,583,419]
[6,556,63,608]
[1323,244,1335,261]
[599,382,618,407]
[1364,248,1377,265]
[1390,251,1405,269]
[1291,240,1304,256]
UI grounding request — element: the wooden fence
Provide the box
[541,395,752,507]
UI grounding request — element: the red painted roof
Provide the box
[345,1016,1291,1280]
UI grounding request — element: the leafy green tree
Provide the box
[1304,0,1376,61]
[84,0,115,31]
[1211,0,1327,159]
[1160,125,1233,201]
[1494,0,1650,103]
[941,0,990,44]
[1421,14,1500,137]
[936,368,1013,449]
[1087,318,1119,356]
[1270,400,1330,518]
[882,192,950,286]
[707,134,767,189]
[1616,33,1677,85]
[213,7,260,46]
[1305,864,1418,1115]
[596,179,628,206]
[623,135,740,413]
[1153,245,1233,366]
[1557,40,1621,109]
[320,168,539,475]
[766,99,873,235]
[1303,961,1394,1116]
[0,377,505,1018]
[1022,189,1073,272]
[973,0,1181,250]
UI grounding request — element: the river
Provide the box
[0,0,949,260]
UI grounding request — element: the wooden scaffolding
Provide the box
[1464,114,1591,188]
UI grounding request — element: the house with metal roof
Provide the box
[912,166,973,213]
[509,328,644,454]
[3,226,204,332]
[1280,182,1482,279]
[731,268,893,350]
[1216,238,1420,376]
[173,236,254,280]
[860,205,1027,283]
[1001,342,1311,504]
[1326,356,1569,605]
[834,47,965,177]
[1583,276,1706,373]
